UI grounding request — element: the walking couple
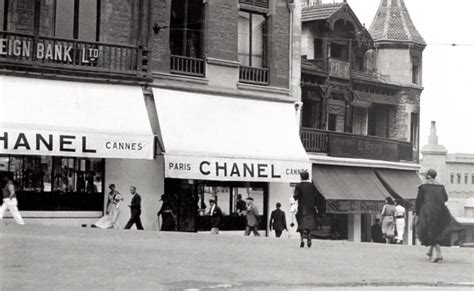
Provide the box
[380,197,406,244]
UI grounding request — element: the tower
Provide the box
[420,121,448,184]
[369,0,426,85]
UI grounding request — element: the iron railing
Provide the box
[239,65,269,85]
[0,31,148,77]
[239,0,269,8]
[170,55,205,77]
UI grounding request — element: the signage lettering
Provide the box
[13,133,31,150]
[329,134,399,162]
[36,134,53,151]
[59,135,76,152]
[0,38,98,64]
[200,161,211,175]
[0,132,7,149]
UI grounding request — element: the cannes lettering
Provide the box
[0,132,144,153]
[169,161,307,179]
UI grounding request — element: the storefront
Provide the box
[0,75,157,226]
[152,88,311,234]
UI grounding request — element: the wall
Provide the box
[105,157,165,231]
[376,48,412,84]
[268,182,298,238]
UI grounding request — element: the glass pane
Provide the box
[0,0,5,30]
[251,14,265,67]
[78,0,97,41]
[170,0,185,55]
[238,11,250,66]
[53,157,76,192]
[55,0,75,38]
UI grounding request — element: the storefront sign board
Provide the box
[326,200,386,214]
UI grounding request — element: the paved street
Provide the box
[1,224,473,290]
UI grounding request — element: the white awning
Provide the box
[153,88,311,183]
[0,76,154,159]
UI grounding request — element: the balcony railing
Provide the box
[300,128,414,162]
[239,65,269,85]
[239,0,269,8]
[170,55,205,77]
[0,31,148,78]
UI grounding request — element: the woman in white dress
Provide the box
[94,184,123,229]
[394,199,406,244]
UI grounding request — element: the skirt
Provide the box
[381,216,395,238]
[296,208,318,233]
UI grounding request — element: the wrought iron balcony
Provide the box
[239,0,269,9]
[170,55,205,77]
[239,65,269,85]
[300,127,414,162]
[0,31,149,79]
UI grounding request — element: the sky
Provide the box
[331,0,474,154]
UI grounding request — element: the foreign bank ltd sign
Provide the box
[0,38,98,64]
[165,154,311,183]
[0,128,154,160]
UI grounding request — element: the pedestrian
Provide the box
[208,198,223,234]
[244,197,260,236]
[124,186,144,230]
[293,171,320,248]
[371,218,385,243]
[270,202,287,238]
[94,184,123,229]
[394,199,406,244]
[0,182,25,225]
[416,169,451,263]
[157,194,177,231]
[381,197,396,243]
[236,194,247,215]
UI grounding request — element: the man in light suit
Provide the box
[270,202,287,238]
[209,198,223,234]
[244,197,260,236]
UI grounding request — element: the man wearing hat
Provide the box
[245,197,260,236]
[209,198,223,234]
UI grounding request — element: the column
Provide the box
[347,214,361,242]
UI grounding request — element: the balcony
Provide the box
[0,31,148,80]
[170,55,205,77]
[239,65,269,85]
[300,128,414,162]
[239,0,269,9]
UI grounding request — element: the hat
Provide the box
[209,198,216,203]
[246,197,254,201]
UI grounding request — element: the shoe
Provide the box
[307,240,312,248]
[430,257,443,263]
[300,242,305,248]
[426,252,432,258]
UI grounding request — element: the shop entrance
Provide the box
[163,179,268,233]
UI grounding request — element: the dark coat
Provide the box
[371,223,385,243]
[294,181,319,232]
[415,179,451,246]
[209,205,223,228]
[270,209,287,231]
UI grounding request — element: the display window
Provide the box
[164,178,268,232]
[0,155,104,211]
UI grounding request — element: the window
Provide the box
[450,174,454,184]
[457,174,461,184]
[465,174,469,184]
[0,155,104,211]
[472,174,474,185]
[238,11,266,67]
[412,57,420,84]
[0,0,6,30]
[54,0,99,41]
[169,0,204,58]
[410,113,419,149]
[330,43,348,61]
[328,114,337,131]
[314,38,323,59]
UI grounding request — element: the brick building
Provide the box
[1,0,310,234]
[298,0,425,243]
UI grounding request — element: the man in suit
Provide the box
[270,202,287,238]
[209,198,223,234]
[244,197,260,236]
[371,218,385,243]
[124,186,144,230]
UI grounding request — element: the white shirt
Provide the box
[395,205,406,217]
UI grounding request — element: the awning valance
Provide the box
[353,91,399,106]
[375,169,421,201]
[312,165,391,214]
[0,76,154,159]
[152,88,311,183]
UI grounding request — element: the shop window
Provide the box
[238,10,266,67]
[0,155,104,211]
[54,0,100,41]
[169,0,204,58]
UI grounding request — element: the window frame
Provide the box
[238,9,267,68]
[54,0,101,41]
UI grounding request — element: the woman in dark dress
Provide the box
[416,169,451,263]
[158,194,177,231]
[294,171,320,248]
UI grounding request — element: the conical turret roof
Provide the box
[369,0,425,47]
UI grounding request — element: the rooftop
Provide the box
[302,3,345,22]
[369,0,426,46]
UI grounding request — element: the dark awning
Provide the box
[375,169,422,201]
[312,165,390,201]
[353,91,399,106]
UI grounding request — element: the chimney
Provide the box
[429,121,438,145]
